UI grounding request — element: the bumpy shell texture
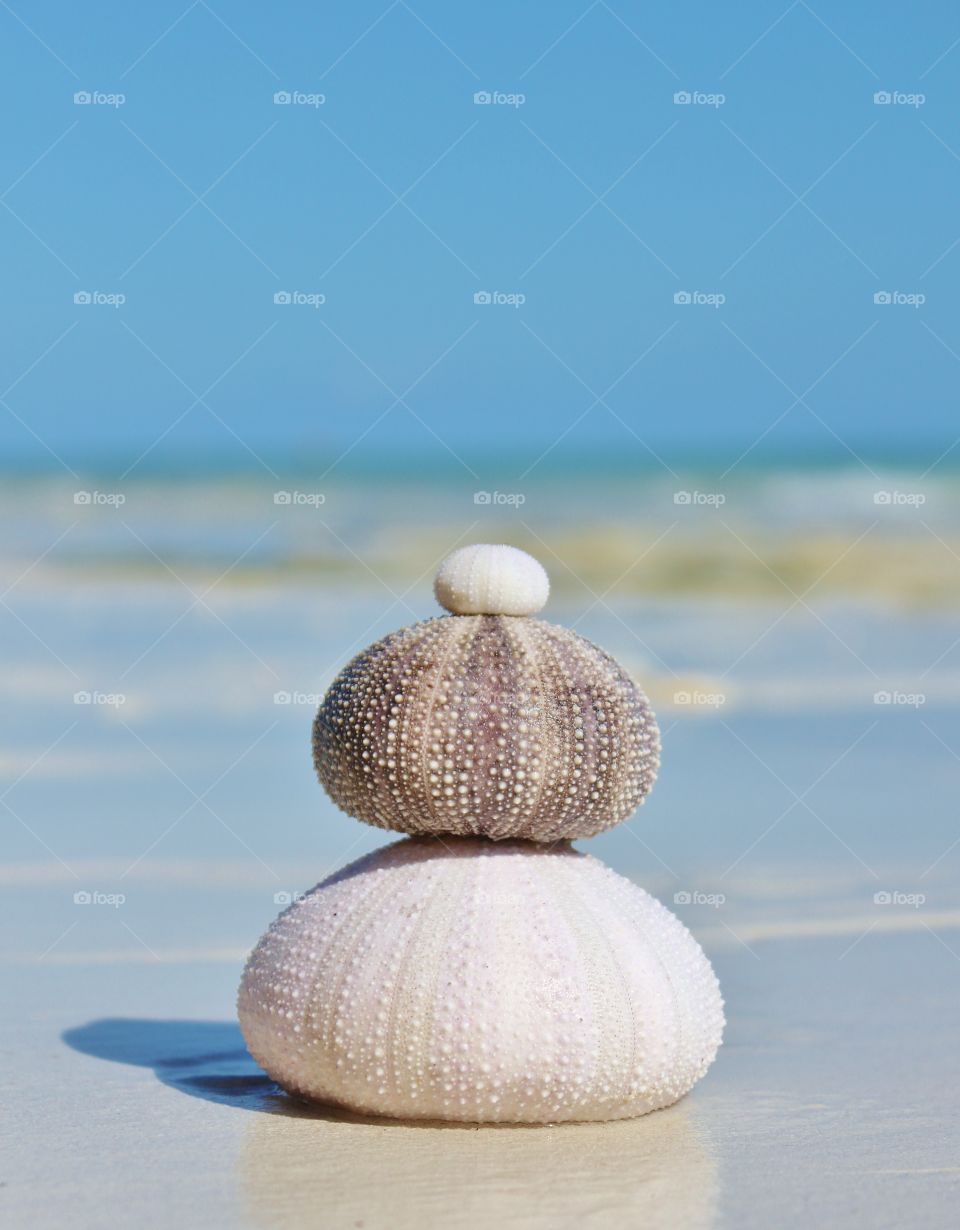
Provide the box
[238,837,724,1124]
[434,543,550,615]
[313,615,660,841]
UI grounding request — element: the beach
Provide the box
[2,466,958,1227]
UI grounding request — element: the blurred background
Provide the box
[2,0,959,973]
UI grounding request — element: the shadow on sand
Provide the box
[63,1018,319,1117]
[62,1017,548,1127]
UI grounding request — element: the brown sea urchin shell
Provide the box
[313,613,660,841]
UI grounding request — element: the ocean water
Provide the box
[2,463,958,964]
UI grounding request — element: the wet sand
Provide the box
[4,899,959,1229]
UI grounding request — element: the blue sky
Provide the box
[2,0,960,475]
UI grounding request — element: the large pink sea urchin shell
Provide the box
[238,837,724,1124]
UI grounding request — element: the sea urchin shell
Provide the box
[433,543,550,616]
[238,837,724,1123]
[312,613,660,841]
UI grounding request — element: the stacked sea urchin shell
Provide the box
[238,544,723,1123]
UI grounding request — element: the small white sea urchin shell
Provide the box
[434,544,549,616]
[238,837,724,1124]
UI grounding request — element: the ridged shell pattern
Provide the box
[238,838,724,1124]
[313,615,660,841]
[433,542,550,615]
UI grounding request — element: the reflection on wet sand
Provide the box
[241,1096,718,1230]
[62,1018,717,1230]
